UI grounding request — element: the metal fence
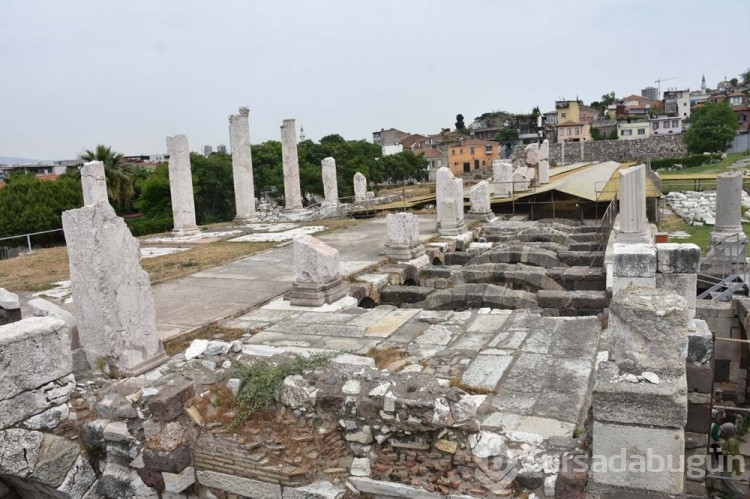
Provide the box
[0,228,64,259]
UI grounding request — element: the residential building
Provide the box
[555,100,582,124]
[663,89,691,120]
[556,122,591,143]
[0,163,66,181]
[591,119,618,140]
[447,138,500,176]
[382,144,403,156]
[217,144,227,154]
[641,86,659,102]
[617,121,651,140]
[418,147,449,181]
[650,116,682,136]
[373,128,409,146]
[203,145,213,157]
[399,134,428,151]
[543,110,558,142]
[578,106,600,124]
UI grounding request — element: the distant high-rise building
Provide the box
[299,126,306,141]
[641,87,658,102]
[203,145,213,157]
[217,144,227,154]
[701,74,707,95]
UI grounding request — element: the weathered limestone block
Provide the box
[609,287,687,375]
[512,166,532,191]
[468,180,492,219]
[288,235,348,306]
[0,429,45,477]
[385,212,425,261]
[435,167,454,228]
[321,157,338,206]
[612,243,656,277]
[280,119,304,211]
[0,317,71,402]
[524,143,539,167]
[0,287,21,325]
[492,160,513,197]
[454,177,465,226]
[618,164,648,234]
[196,470,282,499]
[655,243,700,273]
[166,134,199,233]
[62,202,167,376]
[80,160,108,206]
[538,139,550,185]
[353,172,367,203]
[0,374,75,429]
[591,422,684,494]
[656,273,697,328]
[593,362,687,428]
[229,107,257,222]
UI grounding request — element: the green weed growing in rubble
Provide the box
[229,354,331,428]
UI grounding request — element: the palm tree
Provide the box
[80,145,135,211]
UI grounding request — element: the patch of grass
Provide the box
[164,323,247,356]
[449,376,497,395]
[0,246,70,293]
[663,151,750,175]
[658,213,750,255]
[230,354,331,427]
[367,346,408,369]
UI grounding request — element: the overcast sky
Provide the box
[1,0,748,160]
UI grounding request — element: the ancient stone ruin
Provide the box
[166,134,199,234]
[280,118,304,212]
[229,106,257,222]
[321,157,338,207]
[286,235,350,307]
[353,171,367,203]
[384,212,426,263]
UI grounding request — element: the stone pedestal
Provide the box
[287,236,349,307]
[710,170,747,255]
[385,213,425,261]
[166,134,199,234]
[435,167,466,232]
[591,287,688,496]
[618,164,648,235]
[229,107,257,222]
[353,172,367,203]
[492,161,513,198]
[468,180,492,220]
[524,143,540,186]
[81,161,108,206]
[538,140,550,185]
[322,157,338,207]
[280,119,304,211]
[62,202,168,376]
[438,199,460,237]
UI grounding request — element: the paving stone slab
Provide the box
[461,354,513,390]
[365,309,421,338]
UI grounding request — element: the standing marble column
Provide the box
[710,170,747,255]
[618,164,647,235]
[468,180,492,220]
[280,119,303,211]
[229,107,257,222]
[353,172,367,203]
[538,139,550,184]
[80,161,108,206]
[166,134,199,234]
[454,178,465,227]
[322,157,338,206]
[493,160,513,197]
[435,167,454,229]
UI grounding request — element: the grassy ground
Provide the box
[662,151,750,175]
[658,211,750,255]
[0,217,366,293]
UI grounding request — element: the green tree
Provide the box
[455,114,466,130]
[742,69,750,86]
[496,128,519,146]
[684,101,739,153]
[590,126,603,141]
[80,145,135,212]
[134,164,171,218]
[0,173,83,238]
[531,106,541,116]
[191,152,236,223]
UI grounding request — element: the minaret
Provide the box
[299,126,306,141]
[701,74,706,95]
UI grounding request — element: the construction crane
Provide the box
[654,77,678,98]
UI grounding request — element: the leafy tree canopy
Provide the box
[684,101,739,153]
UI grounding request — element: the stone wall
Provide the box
[549,135,687,164]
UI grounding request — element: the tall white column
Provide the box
[280,119,303,211]
[229,107,256,222]
[538,139,550,184]
[166,134,199,234]
[618,164,647,234]
[322,157,338,206]
[353,172,367,203]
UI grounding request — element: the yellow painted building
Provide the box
[447,139,500,176]
[555,100,582,125]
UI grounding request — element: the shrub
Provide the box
[650,154,722,171]
[126,216,173,237]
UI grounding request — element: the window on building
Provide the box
[621,129,632,136]
[460,149,463,154]
[561,113,567,118]
[653,122,660,130]
[672,120,679,128]
[474,160,480,170]
[638,128,645,135]
[452,149,456,156]
[567,128,572,136]
[485,145,492,154]
[482,160,486,166]
[470,147,475,155]
[575,127,580,135]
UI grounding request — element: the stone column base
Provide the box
[287,279,350,307]
[438,222,466,237]
[466,210,493,221]
[385,242,425,262]
[172,227,200,236]
[709,230,747,257]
